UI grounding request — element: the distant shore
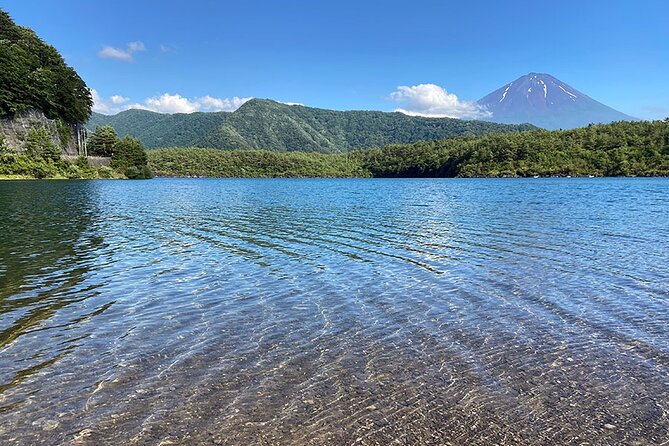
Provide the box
[146,120,669,179]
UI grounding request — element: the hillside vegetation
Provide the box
[0,9,91,123]
[148,120,669,178]
[149,147,368,178]
[0,9,154,179]
[89,99,536,152]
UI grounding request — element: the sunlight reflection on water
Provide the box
[0,178,668,445]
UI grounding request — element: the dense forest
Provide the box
[149,147,368,178]
[0,9,92,123]
[149,120,669,178]
[89,99,536,152]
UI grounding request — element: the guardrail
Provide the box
[61,155,111,167]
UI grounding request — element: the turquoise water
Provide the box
[1,178,668,445]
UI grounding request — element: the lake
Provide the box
[1,178,668,445]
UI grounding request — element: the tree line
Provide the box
[148,120,669,178]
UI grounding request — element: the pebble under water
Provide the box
[0,178,668,445]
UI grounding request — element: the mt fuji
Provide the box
[477,73,636,129]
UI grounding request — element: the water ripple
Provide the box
[0,178,668,445]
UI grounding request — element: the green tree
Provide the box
[25,127,60,161]
[0,132,14,154]
[111,136,152,179]
[56,119,70,148]
[88,125,118,156]
[0,9,92,123]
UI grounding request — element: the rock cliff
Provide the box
[0,110,87,156]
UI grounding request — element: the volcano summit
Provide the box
[477,73,636,129]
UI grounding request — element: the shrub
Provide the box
[25,127,60,161]
[64,163,82,179]
[97,165,114,178]
[112,136,152,179]
[124,166,140,179]
[0,133,15,154]
[75,155,89,168]
[31,160,57,179]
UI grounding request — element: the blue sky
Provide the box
[3,0,668,118]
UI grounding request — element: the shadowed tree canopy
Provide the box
[0,9,92,123]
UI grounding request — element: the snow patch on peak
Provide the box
[558,85,578,100]
[500,84,511,103]
[476,72,636,129]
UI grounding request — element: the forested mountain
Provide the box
[148,120,669,178]
[88,99,536,152]
[359,119,669,177]
[478,73,636,130]
[0,9,91,123]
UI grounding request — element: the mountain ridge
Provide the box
[88,99,536,152]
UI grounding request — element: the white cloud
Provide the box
[159,44,176,54]
[127,41,145,52]
[97,41,146,62]
[110,95,129,105]
[133,94,253,113]
[91,89,252,115]
[196,95,251,112]
[389,83,491,119]
[97,46,132,61]
[140,94,200,114]
[91,89,128,114]
[278,101,304,106]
